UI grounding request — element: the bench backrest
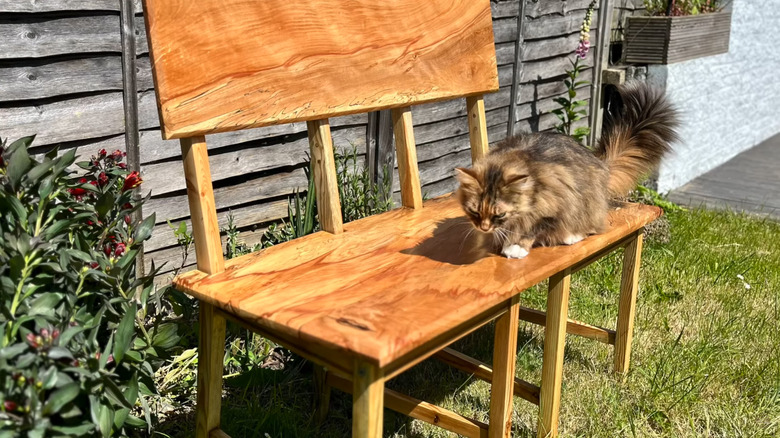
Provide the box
[142,0,499,275]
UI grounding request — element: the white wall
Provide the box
[648,0,780,192]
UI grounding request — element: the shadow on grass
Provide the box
[155,321,549,437]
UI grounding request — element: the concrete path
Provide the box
[669,133,780,220]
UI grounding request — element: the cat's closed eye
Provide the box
[466,208,480,218]
[493,212,506,220]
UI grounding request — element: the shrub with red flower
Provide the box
[0,135,175,437]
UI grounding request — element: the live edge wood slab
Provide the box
[175,196,661,375]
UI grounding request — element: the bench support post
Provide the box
[466,95,490,163]
[180,136,227,438]
[538,269,571,438]
[196,303,226,438]
[313,364,332,425]
[614,231,644,373]
[391,106,423,209]
[489,295,520,437]
[352,360,384,438]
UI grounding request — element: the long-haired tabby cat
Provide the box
[455,82,679,259]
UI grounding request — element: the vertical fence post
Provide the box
[588,0,615,146]
[366,110,394,204]
[120,0,144,277]
[507,0,527,139]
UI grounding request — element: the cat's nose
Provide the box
[479,221,491,232]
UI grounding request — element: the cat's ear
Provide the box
[455,167,481,188]
[503,172,531,192]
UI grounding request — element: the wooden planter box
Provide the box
[624,12,732,64]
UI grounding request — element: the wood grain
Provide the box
[307,119,344,234]
[434,347,540,405]
[196,303,226,438]
[352,360,384,438]
[141,0,498,139]
[0,15,147,59]
[517,306,616,345]
[489,296,520,438]
[174,197,661,368]
[538,269,571,438]
[328,372,488,438]
[614,232,643,374]
[391,107,423,209]
[180,137,225,274]
[466,95,490,163]
[209,429,231,438]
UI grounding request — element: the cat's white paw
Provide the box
[502,244,529,259]
[562,234,585,245]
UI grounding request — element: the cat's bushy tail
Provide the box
[595,82,680,198]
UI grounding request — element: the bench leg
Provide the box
[196,302,227,438]
[614,232,644,374]
[489,296,521,438]
[352,360,384,438]
[538,269,571,438]
[313,364,332,425]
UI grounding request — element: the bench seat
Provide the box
[175,195,661,375]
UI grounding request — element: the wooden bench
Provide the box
[142,1,661,437]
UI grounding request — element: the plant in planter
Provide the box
[0,137,177,437]
[624,0,732,64]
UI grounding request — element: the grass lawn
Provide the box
[156,207,780,437]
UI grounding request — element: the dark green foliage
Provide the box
[553,58,591,144]
[0,138,176,437]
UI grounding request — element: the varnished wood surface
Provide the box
[488,296,520,438]
[392,107,423,209]
[352,360,384,438]
[175,196,661,367]
[307,119,344,234]
[180,137,225,274]
[538,270,571,438]
[434,347,540,405]
[614,233,643,374]
[327,372,488,438]
[142,0,499,139]
[196,303,226,438]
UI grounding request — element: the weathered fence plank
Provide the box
[0,0,143,13]
[0,15,147,58]
[0,56,153,101]
[141,127,367,197]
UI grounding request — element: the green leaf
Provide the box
[113,302,136,364]
[95,192,116,218]
[100,333,113,369]
[1,196,28,228]
[43,382,80,415]
[29,292,64,315]
[26,160,56,185]
[123,415,146,428]
[134,213,156,243]
[52,149,77,176]
[0,343,29,359]
[99,403,114,438]
[47,346,74,361]
[6,138,33,189]
[151,323,180,349]
[103,377,133,409]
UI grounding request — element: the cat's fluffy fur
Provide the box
[455,82,679,259]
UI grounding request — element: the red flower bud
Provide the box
[124,215,131,224]
[97,172,108,187]
[4,401,17,412]
[118,163,127,169]
[114,243,126,257]
[103,244,112,257]
[89,262,99,269]
[78,177,87,184]
[122,171,143,192]
[26,333,38,348]
[52,329,60,340]
[98,149,107,158]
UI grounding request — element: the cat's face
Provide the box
[455,165,533,233]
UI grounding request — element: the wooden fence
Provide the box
[0,0,610,280]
